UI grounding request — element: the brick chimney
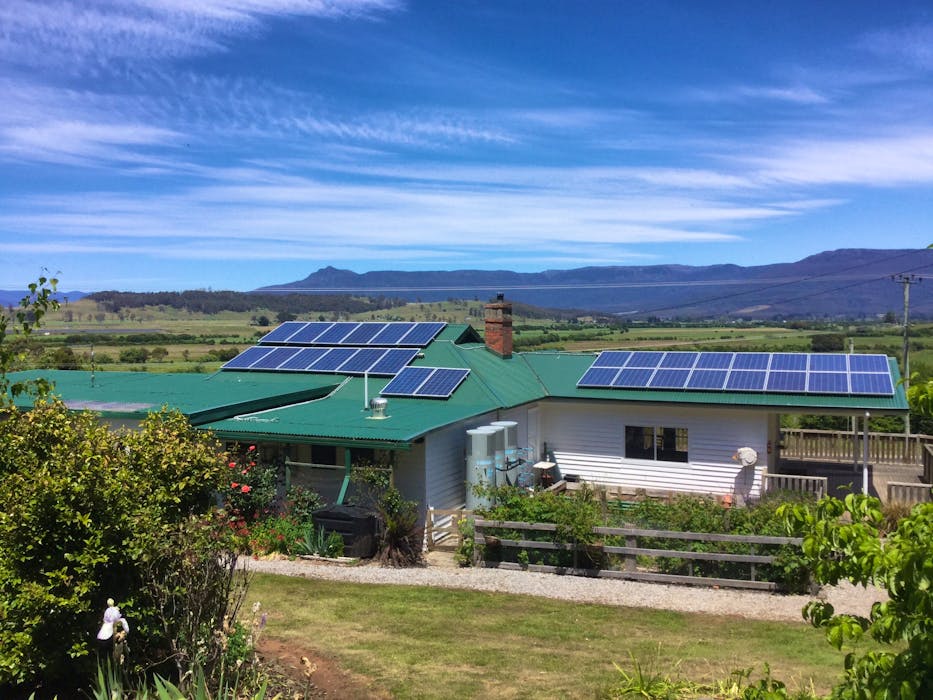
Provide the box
[484,293,512,358]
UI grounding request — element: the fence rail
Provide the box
[473,518,802,591]
[886,481,933,505]
[782,429,933,466]
[762,473,827,499]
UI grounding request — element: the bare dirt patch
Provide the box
[257,637,390,699]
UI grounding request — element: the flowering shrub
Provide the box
[221,446,328,556]
[246,516,306,555]
[223,446,277,522]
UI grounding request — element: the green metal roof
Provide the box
[9,335,909,448]
[522,352,909,414]
[203,336,546,446]
[8,370,339,423]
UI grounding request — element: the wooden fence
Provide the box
[886,481,933,505]
[925,444,933,484]
[473,518,802,591]
[762,473,827,500]
[425,507,473,550]
[782,429,933,466]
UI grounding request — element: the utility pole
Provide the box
[892,274,921,437]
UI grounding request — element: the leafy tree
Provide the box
[150,345,169,362]
[782,494,933,698]
[0,277,245,694]
[0,275,59,401]
[811,333,845,352]
[119,346,150,363]
[0,402,232,690]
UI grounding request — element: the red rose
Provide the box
[241,485,251,493]
[231,482,239,488]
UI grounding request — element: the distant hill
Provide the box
[0,290,87,307]
[256,249,933,319]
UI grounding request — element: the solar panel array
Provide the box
[577,351,894,396]
[222,345,419,376]
[259,321,446,347]
[381,366,470,399]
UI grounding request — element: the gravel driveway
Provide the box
[243,553,884,624]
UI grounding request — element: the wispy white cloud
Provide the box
[0,0,399,70]
[687,83,831,105]
[746,131,933,186]
[0,120,180,165]
[858,23,933,70]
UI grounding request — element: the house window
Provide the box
[625,426,688,463]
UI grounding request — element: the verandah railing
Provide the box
[473,518,803,591]
[781,429,933,466]
[761,473,827,500]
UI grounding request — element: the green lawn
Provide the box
[247,573,863,699]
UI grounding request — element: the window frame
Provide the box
[624,425,688,463]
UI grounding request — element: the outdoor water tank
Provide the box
[311,504,378,558]
[490,420,520,486]
[482,424,507,487]
[465,427,496,510]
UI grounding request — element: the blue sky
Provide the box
[2,1,932,292]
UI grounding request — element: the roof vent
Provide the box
[369,396,388,420]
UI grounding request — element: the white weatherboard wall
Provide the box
[424,412,498,511]
[540,401,767,498]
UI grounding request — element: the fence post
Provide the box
[625,533,637,573]
[426,507,435,550]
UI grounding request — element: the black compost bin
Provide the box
[312,504,378,558]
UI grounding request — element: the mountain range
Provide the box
[257,248,933,320]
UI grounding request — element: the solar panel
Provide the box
[222,346,276,369]
[613,367,655,387]
[415,368,470,397]
[258,322,307,344]
[727,370,766,391]
[810,354,847,372]
[399,322,446,346]
[342,323,387,345]
[338,348,389,374]
[770,353,808,371]
[369,323,416,345]
[285,322,335,344]
[767,371,807,392]
[687,369,728,390]
[381,366,435,396]
[313,323,359,345]
[659,352,697,369]
[368,348,419,375]
[249,346,302,369]
[574,350,896,397]
[592,351,632,368]
[849,354,889,373]
[627,351,664,368]
[731,353,770,370]
[695,352,733,369]
[649,369,690,388]
[279,347,330,371]
[808,372,849,394]
[579,366,620,387]
[850,372,894,395]
[309,347,358,371]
